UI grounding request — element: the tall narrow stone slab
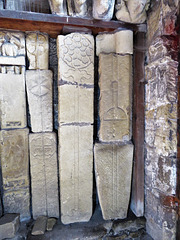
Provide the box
[98,53,132,142]
[57,33,94,224]
[0,71,26,129]
[59,125,93,224]
[94,143,134,220]
[29,133,59,219]
[0,129,30,220]
[26,70,53,133]
[26,32,49,70]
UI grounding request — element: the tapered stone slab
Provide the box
[47,218,56,231]
[98,54,132,142]
[0,214,20,240]
[29,133,59,219]
[26,32,49,70]
[0,129,30,220]
[59,125,93,224]
[96,30,133,56]
[0,31,25,65]
[0,72,26,129]
[94,143,134,220]
[26,70,53,133]
[31,216,47,235]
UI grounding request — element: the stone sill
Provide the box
[0,9,146,38]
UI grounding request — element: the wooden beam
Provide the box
[0,10,146,38]
[130,31,146,217]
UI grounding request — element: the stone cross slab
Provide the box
[0,129,30,220]
[26,70,53,133]
[94,143,134,220]
[57,33,94,224]
[29,132,59,219]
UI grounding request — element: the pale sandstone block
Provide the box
[98,53,132,142]
[59,125,93,224]
[26,70,53,133]
[96,30,133,56]
[0,129,30,220]
[58,84,94,124]
[57,33,94,86]
[0,214,20,240]
[116,0,150,23]
[29,133,59,219]
[67,0,91,17]
[0,72,27,129]
[94,143,134,220]
[93,0,115,20]
[31,216,47,235]
[26,32,49,70]
[0,31,25,66]
[48,0,67,15]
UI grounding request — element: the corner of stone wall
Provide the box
[145,1,179,239]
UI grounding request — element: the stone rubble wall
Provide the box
[145,1,179,239]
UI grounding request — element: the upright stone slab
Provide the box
[0,129,30,220]
[93,0,115,20]
[48,0,67,15]
[98,53,132,142]
[67,0,91,17]
[57,33,94,224]
[0,71,26,129]
[94,143,134,220]
[26,32,49,70]
[26,70,53,133]
[29,133,59,219]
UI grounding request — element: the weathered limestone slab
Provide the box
[93,0,115,20]
[47,218,56,231]
[26,70,53,132]
[0,72,26,129]
[94,143,134,220]
[26,32,49,70]
[59,85,94,124]
[116,0,150,23]
[57,33,94,86]
[31,216,47,235]
[98,53,132,142]
[48,0,67,15]
[29,132,59,219]
[0,31,25,66]
[67,0,91,17]
[59,125,93,224]
[0,1,3,9]
[96,30,133,56]
[0,214,20,240]
[0,129,30,220]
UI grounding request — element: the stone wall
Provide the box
[145,1,179,239]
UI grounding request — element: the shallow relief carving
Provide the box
[67,0,91,17]
[48,0,67,16]
[93,0,115,20]
[26,32,49,70]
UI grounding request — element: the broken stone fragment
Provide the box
[94,143,134,220]
[31,216,47,235]
[29,133,59,219]
[48,0,67,16]
[0,214,20,240]
[47,218,57,231]
[26,32,49,70]
[0,129,30,220]
[116,0,150,23]
[96,30,133,56]
[26,70,53,133]
[67,0,91,17]
[93,0,115,20]
[0,71,27,129]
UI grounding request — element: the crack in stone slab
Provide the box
[59,79,94,89]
